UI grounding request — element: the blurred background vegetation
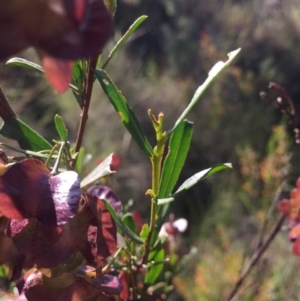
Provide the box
[1,0,300,299]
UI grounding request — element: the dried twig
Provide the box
[225,213,286,301]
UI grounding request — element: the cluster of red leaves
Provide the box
[0,158,123,301]
[0,0,113,92]
[278,178,300,256]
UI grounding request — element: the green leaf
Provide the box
[6,57,79,92]
[122,213,137,234]
[103,200,143,244]
[75,147,85,173]
[95,69,153,156]
[158,120,193,198]
[6,57,44,73]
[102,16,147,69]
[175,247,198,274]
[72,60,84,85]
[0,117,52,151]
[81,153,116,188]
[168,48,241,134]
[157,163,232,205]
[140,224,149,240]
[54,114,68,142]
[145,247,165,285]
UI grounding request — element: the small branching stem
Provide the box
[71,56,98,169]
[143,113,167,264]
[225,213,286,301]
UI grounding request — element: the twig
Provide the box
[225,213,286,301]
[70,56,98,169]
[256,180,286,249]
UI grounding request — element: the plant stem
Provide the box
[70,56,98,169]
[225,213,286,301]
[143,114,167,263]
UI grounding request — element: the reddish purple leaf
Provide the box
[6,204,93,267]
[56,279,115,301]
[75,265,122,295]
[0,0,113,92]
[24,270,74,301]
[6,197,116,267]
[0,159,81,227]
[85,196,117,260]
[87,186,122,213]
[0,0,113,60]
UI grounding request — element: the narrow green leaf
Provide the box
[158,120,193,198]
[145,247,165,285]
[122,213,137,234]
[72,60,84,85]
[54,114,68,142]
[81,153,116,188]
[157,163,232,205]
[102,16,148,69]
[75,147,85,173]
[95,69,153,156]
[6,58,79,92]
[168,48,241,134]
[6,57,44,73]
[103,200,143,244]
[0,117,52,151]
[175,246,198,274]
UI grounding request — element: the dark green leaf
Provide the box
[54,114,68,142]
[103,200,144,244]
[122,213,137,234]
[0,117,52,151]
[157,163,232,205]
[145,247,165,285]
[95,69,153,156]
[159,120,193,198]
[102,16,147,69]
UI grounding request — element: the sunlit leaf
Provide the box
[157,163,232,205]
[81,153,117,188]
[95,70,153,157]
[159,120,193,198]
[169,48,241,134]
[102,16,148,69]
